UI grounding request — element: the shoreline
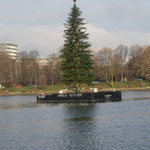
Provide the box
[0,87,150,96]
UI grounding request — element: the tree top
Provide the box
[73,0,77,3]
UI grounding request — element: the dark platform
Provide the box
[37,91,122,103]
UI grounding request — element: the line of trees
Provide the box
[0,44,150,88]
[0,51,20,87]
[19,50,61,87]
[0,50,61,87]
[93,45,150,87]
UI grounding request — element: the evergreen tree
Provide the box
[60,0,94,88]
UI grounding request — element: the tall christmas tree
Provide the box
[60,0,94,88]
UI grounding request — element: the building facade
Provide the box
[0,43,18,59]
[37,58,49,68]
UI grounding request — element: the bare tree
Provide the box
[141,46,150,80]
[114,45,128,81]
[0,51,12,86]
[19,51,30,86]
[95,48,115,87]
[127,45,143,80]
[37,53,61,87]
[19,50,40,86]
[28,50,40,86]
[43,53,61,85]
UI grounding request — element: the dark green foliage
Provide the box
[60,2,94,87]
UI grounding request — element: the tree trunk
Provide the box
[121,73,124,81]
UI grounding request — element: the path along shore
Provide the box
[0,87,150,96]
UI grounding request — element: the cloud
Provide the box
[0,0,150,56]
[0,24,64,57]
[1,23,150,57]
[81,0,150,32]
[86,24,150,51]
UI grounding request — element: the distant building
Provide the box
[37,58,60,69]
[37,58,49,68]
[0,43,18,59]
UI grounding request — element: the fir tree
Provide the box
[60,0,94,88]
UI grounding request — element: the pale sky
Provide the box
[0,0,150,57]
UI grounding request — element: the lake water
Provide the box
[0,91,150,150]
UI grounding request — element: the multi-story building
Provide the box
[37,58,49,68]
[0,43,18,59]
[37,58,60,69]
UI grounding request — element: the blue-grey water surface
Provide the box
[0,90,150,150]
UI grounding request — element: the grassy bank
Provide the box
[0,81,150,96]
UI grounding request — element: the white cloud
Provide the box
[0,24,64,57]
[1,23,150,56]
[86,24,150,51]
[1,0,150,56]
